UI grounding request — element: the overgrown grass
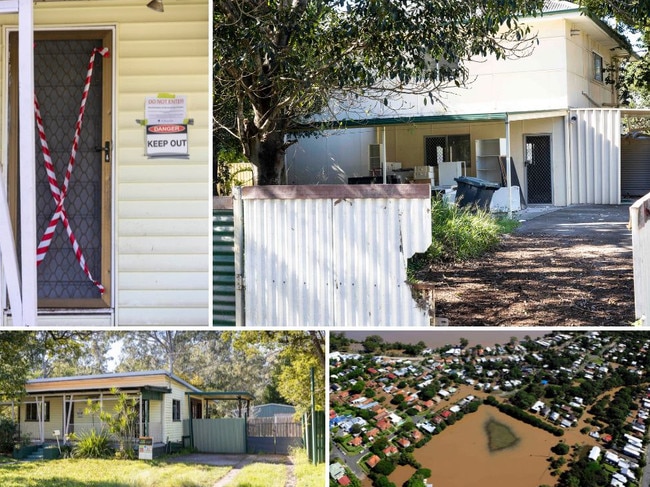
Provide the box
[291,448,324,487]
[410,199,519,274]
[0,457,229,487]
[225,461,287,487]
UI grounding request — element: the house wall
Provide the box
[18,397,63,441]
[286,128,376,184]
[565,26,619,108]
[163,382,188,442]
[0,0,211,325]
[290,117,569,205]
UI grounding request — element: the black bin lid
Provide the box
[454,176,500,189]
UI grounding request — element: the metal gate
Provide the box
[187,418,247,453]
[247,416,304,455]
[621,137,650,198]
[525,134,552,204]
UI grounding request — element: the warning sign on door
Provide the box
[146,124,189,158]
[143,94,190,158]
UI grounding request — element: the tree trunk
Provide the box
[247,130,287,186]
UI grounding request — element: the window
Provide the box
[26,402,50,422]
[172,399,181,422]
[424,134,471,167]
[593,52,604,82]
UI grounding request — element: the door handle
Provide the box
[95,141,111,163]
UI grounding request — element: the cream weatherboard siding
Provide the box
[164,381,188,442]
[19,372,199,443]
[0,0,211,325]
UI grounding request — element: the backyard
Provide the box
[415,205,634,325]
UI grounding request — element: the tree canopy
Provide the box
[213,0,544,185]
[0,331,324,419]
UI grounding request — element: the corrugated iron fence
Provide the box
[568,109,621,205]
[630,192,650,324]
[186,418,247,453]
[213,185,433,326]
[213,198,236,326]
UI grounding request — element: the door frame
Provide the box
[523,133,553,204]
[6,27,115,310]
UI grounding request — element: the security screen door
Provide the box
[9,31,112,307]
[524,134,552,204]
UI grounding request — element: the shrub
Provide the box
[0,417,16,454]
[425,199,505,262]
[71,429,114,458]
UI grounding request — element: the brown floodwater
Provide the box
[392,405,558,487]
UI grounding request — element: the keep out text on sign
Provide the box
[146,124,189,158]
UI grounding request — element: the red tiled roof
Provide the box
[367,455,380,468]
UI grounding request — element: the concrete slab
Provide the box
[513,205,632,248]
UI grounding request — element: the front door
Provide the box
[524,135,552,204]
[9,31,112,308]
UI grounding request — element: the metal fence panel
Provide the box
[569,109,621,205]
[213,197,236,326]
[630,193,650,324]
[239,185,432,326]
[191,418,246,453]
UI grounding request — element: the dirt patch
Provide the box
[416,206,635,326]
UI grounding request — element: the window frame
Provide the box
[172,399,181,422]
[424,134,471,167]
[25,401,50,422]
[593,52,604,83]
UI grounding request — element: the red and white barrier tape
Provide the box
[34,47,109,295]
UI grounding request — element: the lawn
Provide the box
[0,457,230,487]
[225,462,287,487]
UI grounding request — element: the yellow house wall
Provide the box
[0,0,211,325]
[380,116,567,206]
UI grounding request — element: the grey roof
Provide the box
[543,1,580,13]
[26,370,202,393]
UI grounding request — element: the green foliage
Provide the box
[411,199,514,269]
[373,459,396,476]
[70,429,114,459]
[484,396,564,436]
[213,148,253,196]
[213,0,545,184]
[0,417,16,453]
[552,441,570,456]
[99,388,139,459]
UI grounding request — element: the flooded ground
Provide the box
[402,405,558,487]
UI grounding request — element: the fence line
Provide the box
[630,192,650,324]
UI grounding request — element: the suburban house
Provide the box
[0,0,212,325]
[4,370,217,447]
[3,369,256,453]
[286,1,650,207]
